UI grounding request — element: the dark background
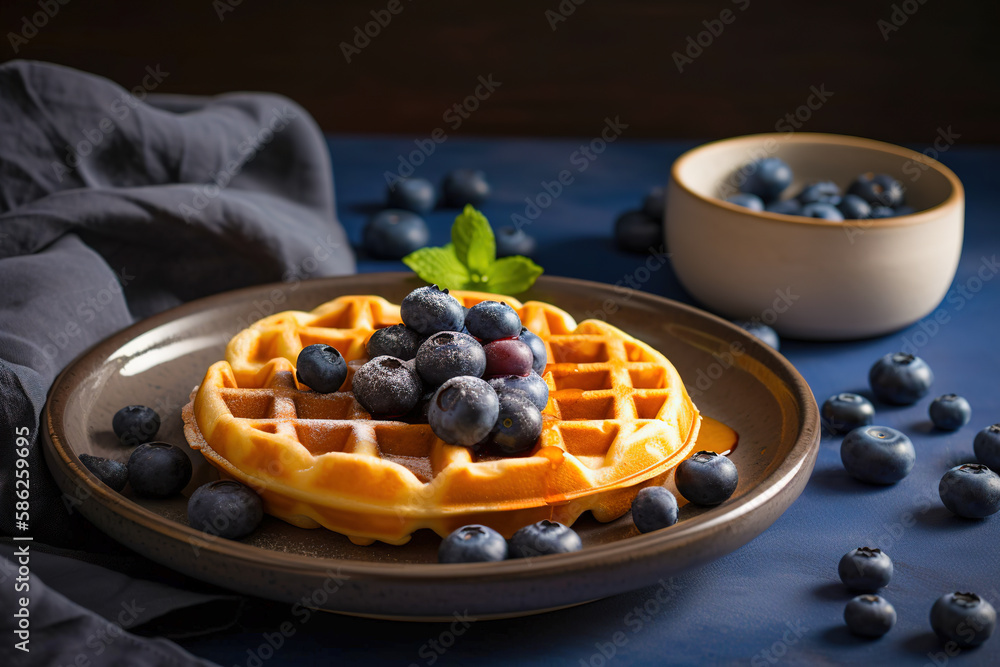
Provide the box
[1,0,998,143]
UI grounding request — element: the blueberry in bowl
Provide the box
[740,157,793,203]
[725,193,764,211]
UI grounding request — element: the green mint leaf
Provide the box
[451,205,496,276]
[482,256,544,294]
[402,245,470,291]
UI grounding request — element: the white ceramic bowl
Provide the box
[666,133,964,340]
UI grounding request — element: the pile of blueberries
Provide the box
[725,157,915,222]
[364,169,536,260]
[298,285,549,455]
[80,406,264,540]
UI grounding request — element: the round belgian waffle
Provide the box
[183,290,701,545]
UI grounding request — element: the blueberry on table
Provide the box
[631,486,679,533]
[765,199,802,216]
[929,394,972,431]
[415,332,487,387]
[974,424,1000,472]
[366,324,425,361]
[386,177,436,214]
[465,300,522,341]
[795,181,841,206]
[674,451,738,506]
[801,202,845,221]
[442,169,490,208]
[518,327,547,376]
[187,480,263,539]
[79,454,128,492]
[848,173,905,208]
[488,372,549,411]
[732,320,780,351]
[840,425,915,484]
[428,376,500,447]
[725,193,765,211]
[739,157,793,203]
[112,405,160,447]
[495,226,537,257]
[127,442,192,498]
[614,210,662,254]
[837,194,872,220]
[362,209,430,259]
[296,344,348,393]
[509,520,582,558]
[351,356,423,417]
[400,285,466,335]
[868,352,934,405]
[438,524,508,563]
[938,463,1000,518]
[822,393,876,435]
[486,391,542,455]
[642,186,666,220]
[930,592,997,648]
[483,339,534,378]
[844,595,897,638]
[838,547,893,591]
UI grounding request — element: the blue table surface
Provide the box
[178,135,1000,666]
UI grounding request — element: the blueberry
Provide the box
[112,405,160,447]
[840,425,915,484]
[869,205,896,219]
[765,199,802,216]
[838,547,893,591]
[415,332,487,386]
[187,480,263,539]
[428,376,500,447]
[400,285,465,335]
[509,520,582,558]
[929,394,972,431]
[631,486,679,533]
[674,451,738,506]
[366,324,425,361]
[465,301,522,341]
[844,595,896,638]
[938,463,1000,518]
[837,194,872,220]
[739,157,793,202]
[796,181,841,205]
[483,339,534,378]
[894,205,916,216]
[127,442,192,498]
[725,193,764,211]
[848,173,905,208]
[362,209,429,259]
[79,454,128,492]
[822,393,876,435]
[495,226,537,257]
[868,352,934,405]
[642,186,666,220]
[442,169,490,208]
[733,320,780,350]
[296,344,348,393]
[518,327,547,375]
[974,424,1000,472]
[438,524,508,563]
[930,592,997,648]
[351,356,423,417]
[386,177,436,214]
[487,372,549,411]
[801,202,845,221]
[614,210,662,254]
[486,391,542,455]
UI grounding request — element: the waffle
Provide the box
[183,291,701,545]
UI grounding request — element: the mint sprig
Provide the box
[403,206,543,294]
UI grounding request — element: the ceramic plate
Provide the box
[43,274,819,619]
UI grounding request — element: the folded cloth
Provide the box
[0,60,355,663]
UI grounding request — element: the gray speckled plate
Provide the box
[43,273,819,620]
